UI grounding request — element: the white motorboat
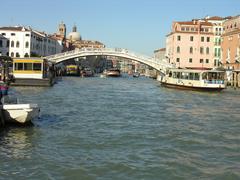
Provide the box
[1,96,40,124]
[2,103,40,124]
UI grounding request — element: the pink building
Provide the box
[166,20,215,69]
[222,15,240,70]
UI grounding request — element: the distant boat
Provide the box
[103,68,121,77]
[80,68,94,77]
[133,72,140,78]
[160,68,226,91]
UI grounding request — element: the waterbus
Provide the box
[160,68,226,91]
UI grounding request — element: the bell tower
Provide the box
[58,21,66,38]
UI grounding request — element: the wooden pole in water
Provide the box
[234,72,237,89]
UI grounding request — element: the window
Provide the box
[200,59,203,63]
[11,41,14,47]
[1,33,6,36]
[200,47,204,54]
[186,27,189,31]
[11,52,14,57]
[194,73,200,80]
[6,40,9,47]
[201,37,204,42]
[176,58,180,62]
[206,47,210,54]
[33,63,42,71]
[15,63,23,70]
[25,41,29,48]
[190,36,194,41]
[177,36,181,41]
[190,47,193,54]
[214,48,218,57]
[11,33,16,36]
[206,59,209,63]
[0,40,2,47]
[16,41,20,48]
[177,46,180,53]
[207,37,210,42]
[189,58,193,63]
[24,53,29,57]
[24,63,33,70]
[25,34,30,37]
[16,52,20,57]
[181,27,185,31]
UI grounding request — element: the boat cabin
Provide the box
[13,58,50,79]
[168,69,225,84]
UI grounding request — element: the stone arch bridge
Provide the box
[45,48,174,74]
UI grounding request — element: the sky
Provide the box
[1,0,239,55]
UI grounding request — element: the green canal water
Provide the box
[0,76,240,180]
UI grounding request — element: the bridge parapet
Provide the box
[45,48,174,74]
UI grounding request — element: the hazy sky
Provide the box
[1,0,239,55]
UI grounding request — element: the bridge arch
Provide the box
[45,48,174,74]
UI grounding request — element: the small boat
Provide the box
[1,96,40,124]
[80,68,94,77]
[103,68,121,77]
[2,103,40,124]
[133,72,140,78]
[160,68,226,91]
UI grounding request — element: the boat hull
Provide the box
[3,104,40,124]
[161,82,225,92]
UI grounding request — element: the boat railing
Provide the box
[204,80,225,84]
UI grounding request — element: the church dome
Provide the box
[67,32,81,41]
[67,24,81,41]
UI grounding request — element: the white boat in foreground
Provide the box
[159,68,226,91]
[2,103,40,124]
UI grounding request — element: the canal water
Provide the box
[1,75,240,180]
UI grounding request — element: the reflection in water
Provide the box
[0,127,34,159]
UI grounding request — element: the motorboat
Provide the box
[103,68,121,77]
[1,96,40,124]
[159,68,226,91]
[80,68,94,77]
[133,72,140,78]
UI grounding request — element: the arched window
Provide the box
[10,52,14,57]
[200,47,204,54]
[6,40,9,47]
[16,52,20,57]
[16,41,20,48]
[190,47,193,54]
[24,53,29,57]
[177,46,180,53]
[11,41,14,47]
[25,41,29,48]
[206,47,210,54]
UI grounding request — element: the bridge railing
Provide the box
[45,47,174,71]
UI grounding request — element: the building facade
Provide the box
[154,48,166,60]
[0,35,8,56]
[166,19,215,69]
[0,26,63,58]
[204,16,226,67]
[222,15,240,70]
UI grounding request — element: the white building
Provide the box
[0,35,8,56]
[204,16,226,67]
[0,26,63,58]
